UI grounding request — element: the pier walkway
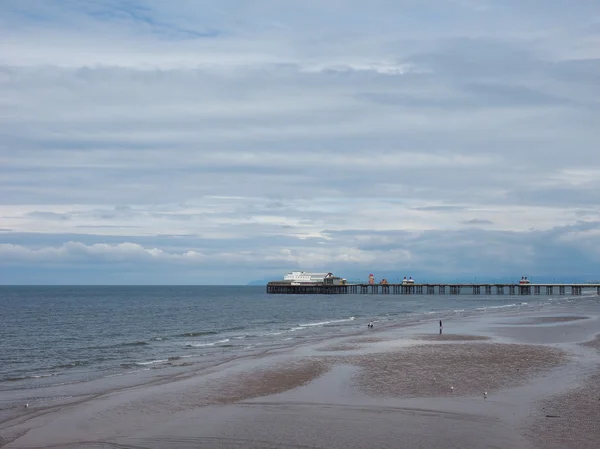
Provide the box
[266,282,600,296]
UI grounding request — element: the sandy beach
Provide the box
[2,304,599,448]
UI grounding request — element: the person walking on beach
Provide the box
[439,320,443,335]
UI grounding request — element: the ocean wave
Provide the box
[135,359,168,366]
[167,355,192,361]
[181,331,218,337]
[260,331,286,336]
[488,303,522,310]
[150,336,167,341]
[187,338,231,348]
[223,325,248,332]
[3,372,62,382]
[298,317,355,328]
[120,341,148,347]
[51,360,90,370]
[477,303,527,311]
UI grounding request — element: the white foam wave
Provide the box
[125,368,150,374]
[136,359,168,366]
[477,303,526,312]
[488,304,519,309]
[298,317,355,327]
[31,372,60,379]
[261,331,286,336]
[188,338,230,348]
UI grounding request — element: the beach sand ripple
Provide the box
[335,343,567,398]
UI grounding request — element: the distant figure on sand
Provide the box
[439,320,443,335]
[368,322,373,329]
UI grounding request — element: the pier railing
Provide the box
[266,282,600,296]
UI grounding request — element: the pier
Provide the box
[266,282,600,296]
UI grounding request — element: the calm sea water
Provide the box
[0,285,584,392]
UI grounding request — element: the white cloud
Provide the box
[0,241,206,264]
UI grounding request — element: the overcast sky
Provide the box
[1,0,600,284]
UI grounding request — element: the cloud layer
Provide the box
[1,0,600,284]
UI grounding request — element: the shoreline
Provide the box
[2,301,600,448]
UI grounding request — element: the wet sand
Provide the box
[2,306,600,449]
[413,333,491,341]
[581,334,600,351]
[340,343,568,398]
[528,353,600,449]
[316,343,363,351]
[504,316,590,325]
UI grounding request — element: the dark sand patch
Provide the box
[317,343,363,352]
[414,334,491,342]
[528,371,600,449]
[211,360,331,404]
[329,343,568,398]
[581,334,600,351]
[92,360,331,420]
[507,316,589,325]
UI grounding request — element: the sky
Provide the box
[1,0,600,285]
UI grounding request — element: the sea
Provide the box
[0,285,594,394]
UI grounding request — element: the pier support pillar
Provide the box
[427,285,435,295]
[534,286,541,295]
[438,285,446,294]
[546,286,553,295]
[559,286,565,295]
[472,286,480,295]
[597,286,600,296]
[485,286,492,295]
[496,285,504,295]
[416,285,423,294]
[519,286,531,295]
[571,286,581,295]
[509,285,516,295]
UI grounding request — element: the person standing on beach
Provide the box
[439,320,443,334]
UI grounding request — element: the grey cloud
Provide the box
[75,225,143,229]
[459,83,571,107]
[26,211,71,221]
[356,82,570,109]
[506,185,600,208]
[405,38,541,78]
[462,218,494,225]
[410,205,467,212]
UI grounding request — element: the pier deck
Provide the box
[266,282,600,296]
